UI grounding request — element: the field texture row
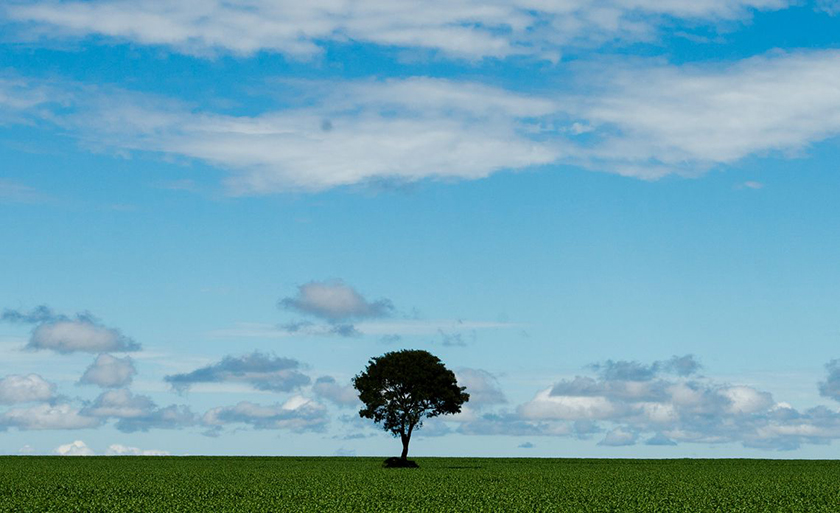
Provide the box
[1,457,838,511]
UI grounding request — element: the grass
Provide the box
[1,457,839,511]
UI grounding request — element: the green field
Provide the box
[1,457,839,511]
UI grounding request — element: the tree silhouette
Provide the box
[353,349,469,462]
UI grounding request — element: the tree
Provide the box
[352,349,469,461]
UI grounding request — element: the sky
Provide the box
[2,1,840,458]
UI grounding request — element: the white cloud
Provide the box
[3,0,790,60]
[0,76,61,113]
[568,50,840,177]
[0,374,55,404]
[164,351,310,392]
[819,359,840,401]
[598,427,637,446]
[312,376,359,407]
[0,180,45,204]
[29,319,139,353]
[106,444,169,456]
[79,354,137,388]
[203,396,329,433]
[54,440,95,456]
[83,389,156,419]
[457,357,840,451]
[280,280,393,321]
[816,0,840,15]
[518,388,618,420]
[33,77,559,194]
[720,386,774,415]
[82,389,196,432]
[9,50,840,191]
[1,404,102,430]
[455,369,507,407]
[213,319,516,339]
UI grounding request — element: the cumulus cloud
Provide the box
[590,355,701,381]
[312,376,359,407]
[520,388,618,421]
[457,356,840,451]
[115,405,196,433]
[3,306,140,353]
[598,427,637,447]
[280,280,393,321]
[164,351,310,392]
[106,444,169,456]
[203,396,328,433]
[3,0,791,60]
[1,305,57,324]
[0,374,55,404]
[819,359,840,401]
[78,354,137,388]
[82,389,155,419]
[82,389,196,432]
[1,403,102,430]
[455,369,506,407]
[458,413,571,437]
[645,433,678,446]
[29,320,139,353]
[54,440,95,456]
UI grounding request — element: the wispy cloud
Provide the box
[6,48,840,193]
[0,180,46,204]
[0,76,558,193]
[211,319,517,339]
[3,0,791,60]
[565,50,840,177]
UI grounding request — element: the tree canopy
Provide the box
[352,349,469,461]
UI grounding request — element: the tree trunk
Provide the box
[400,433,410,460]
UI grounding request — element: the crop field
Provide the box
[1,457,839,511]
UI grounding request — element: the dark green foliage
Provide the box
[353,349,468,459]
[2,457,840,511]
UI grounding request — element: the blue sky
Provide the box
[2,0,840,457]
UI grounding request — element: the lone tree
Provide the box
[353,349,469,462]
